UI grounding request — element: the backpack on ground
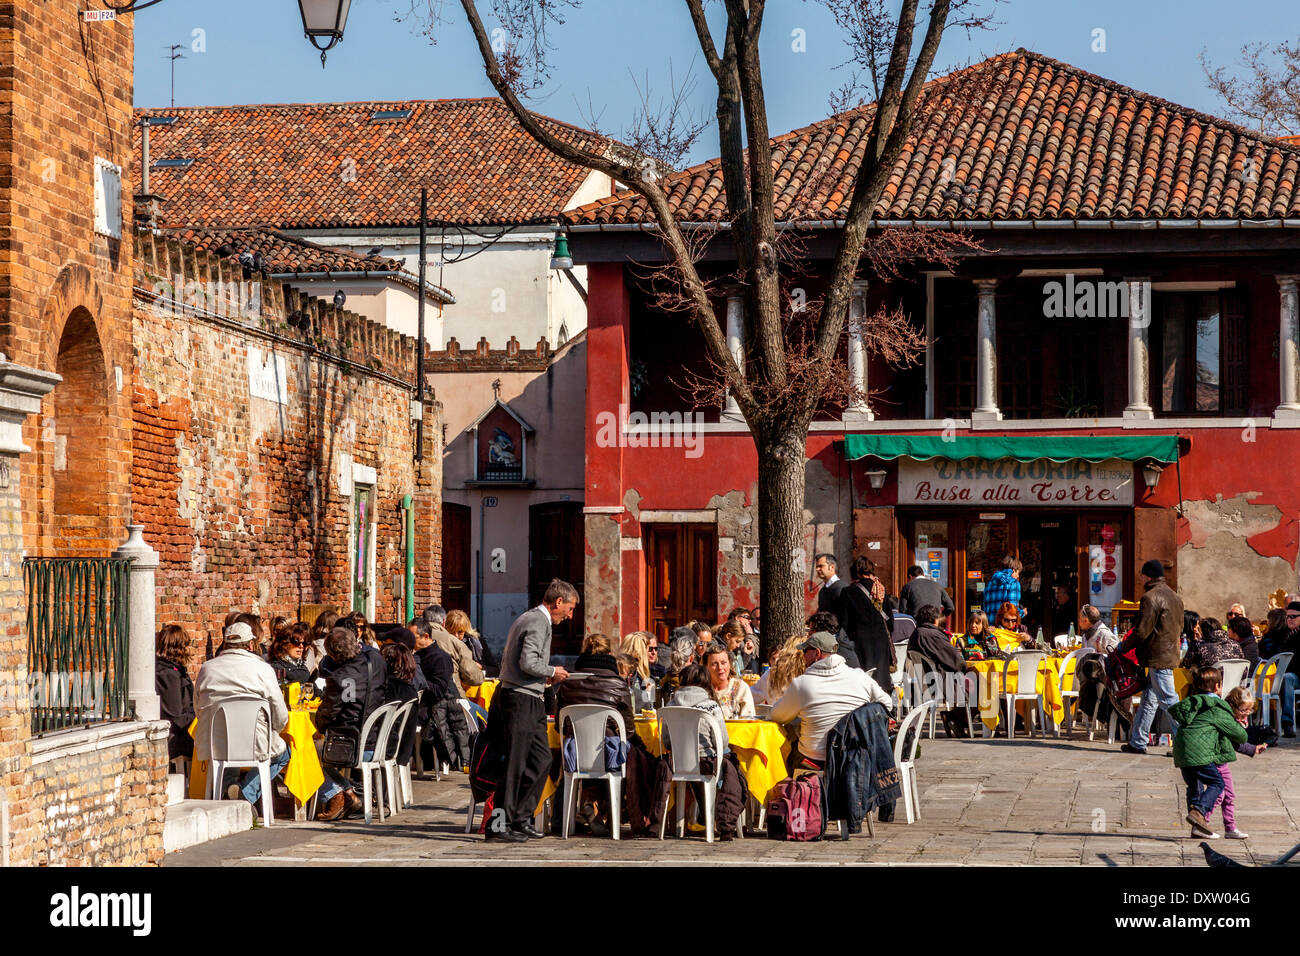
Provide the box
[765,773,825,841]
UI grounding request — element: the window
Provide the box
[93,157,122,239]
[1155,289,1248,415]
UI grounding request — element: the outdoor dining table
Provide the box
[538,714,790,813]
[186,688,326,821]
[465,678,499,712]
[965,653,1075,733]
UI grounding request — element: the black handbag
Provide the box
[320,653,377,767]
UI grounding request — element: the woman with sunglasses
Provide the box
[269,621,312,684]
[994,602,1030,643]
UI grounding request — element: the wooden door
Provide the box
[644,524,717,641]
[529,502,585,654]
[1133,506,1175,591]
[441,503,471,614]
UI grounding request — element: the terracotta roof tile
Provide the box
[169,225,454,303]
[135,98,611,229]
[566,50,1300,226]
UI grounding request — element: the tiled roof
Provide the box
[169,226,455,303]
[135,98,612,228]
[566,50,1300,226]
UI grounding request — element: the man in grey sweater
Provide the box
[485,578,577,842]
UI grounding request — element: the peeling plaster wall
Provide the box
[584,512,622,636]
[1179,493,1299,618]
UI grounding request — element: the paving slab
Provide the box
[162,734,1300,866]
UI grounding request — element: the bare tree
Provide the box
[408,0,990,649]
[1201,39,1300,136]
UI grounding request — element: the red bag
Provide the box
[765,774,825,842]
[1104,636,1146,700]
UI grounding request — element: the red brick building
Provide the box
[0,0,165,866]
[131,229,445,650]
[568,51,1300,639]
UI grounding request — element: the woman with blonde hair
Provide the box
[620,631,654,708]
[750,635,808,706]
[445,608,488,666]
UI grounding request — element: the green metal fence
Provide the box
[24,558,132,734]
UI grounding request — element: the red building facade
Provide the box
[570,52,1300,640]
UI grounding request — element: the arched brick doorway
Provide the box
[50,307,113,555]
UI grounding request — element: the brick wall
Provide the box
[17,724,168,866]
[132,232,443,657]
[0,1,136,560]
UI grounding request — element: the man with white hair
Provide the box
[194,621,290,815]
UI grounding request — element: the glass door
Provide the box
[963,516,1014,627]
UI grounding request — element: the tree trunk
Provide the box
[754,423,809,659]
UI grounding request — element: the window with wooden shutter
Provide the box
[1220,288,1249,415]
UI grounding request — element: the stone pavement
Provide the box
[163,733,1300,867]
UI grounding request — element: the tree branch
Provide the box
[457,0,758,412]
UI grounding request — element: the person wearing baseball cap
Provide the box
[1117,558,1186,754]
[770,630,894,772]
[194,619,291,817]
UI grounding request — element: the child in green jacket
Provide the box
[1169,665,1248,839]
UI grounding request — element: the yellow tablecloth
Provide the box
[1174,663,1275,700]
[539,715,790,811]
[966,655,1072,731]
[281,710,326,804]
[466,679,499,712]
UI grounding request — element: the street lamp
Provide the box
[864,468,887,493]
[549,232,574,271]
[1140,460,1163,491]
[298,0,352,67]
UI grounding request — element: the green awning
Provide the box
[842,434,1180,463]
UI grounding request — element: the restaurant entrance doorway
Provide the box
[899,510,1130,637]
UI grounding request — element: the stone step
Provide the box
[163,799,253,855]
[166,773,186,807]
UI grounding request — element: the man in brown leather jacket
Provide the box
[1118,559,1185,754]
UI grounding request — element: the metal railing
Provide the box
[24,558,132,734]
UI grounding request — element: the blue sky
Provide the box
[132,0,1299,166]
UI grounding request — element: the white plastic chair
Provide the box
[1216,659,1252,694]
[893,642,912,716]
[385,698,418,811]
[894,701,934,824]
[204,697,277,826]
[351,701,400,824]
[657,706,726,843]
[1255,652,1293,735]
[558,704,628,840]
[1001,651,1047,739]
[1056,649,1095,738]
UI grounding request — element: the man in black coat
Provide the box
[836,556,895,694]
[814,554,846,614]
[898,565,955,620]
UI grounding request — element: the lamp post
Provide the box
[99,0,351,67]
[298,0,352,67]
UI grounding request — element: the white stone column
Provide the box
[723,291,744,417]
[1276,275,1300,419]
[1123,276,1154,420]
[972,279,1001,422]
[847,280,874,420]
[112,525,161,722]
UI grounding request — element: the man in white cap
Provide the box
[770,631,894,771]
[195,621,290,815]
